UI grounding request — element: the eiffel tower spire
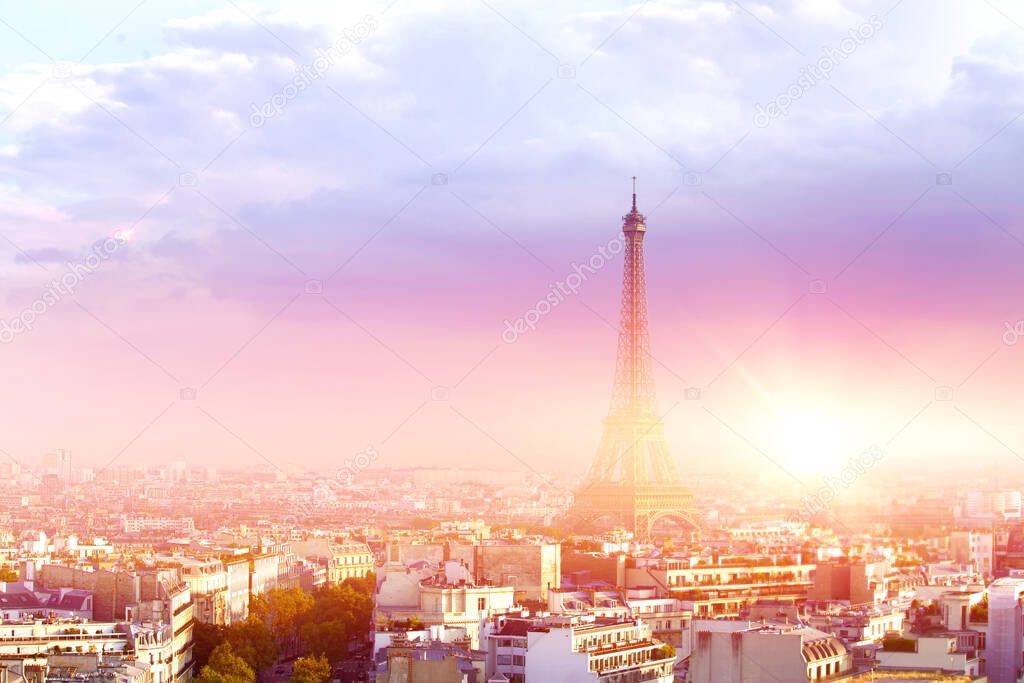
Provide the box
[610,175,655,418]
[572,179,696,539]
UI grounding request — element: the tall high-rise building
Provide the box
[987,576,1024,683]
[42,448,71,482]
[572,181,696,539]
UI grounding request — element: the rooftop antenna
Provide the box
[631,176,637,210]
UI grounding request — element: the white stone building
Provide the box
[523,618,674,683]
[690,620,850,683]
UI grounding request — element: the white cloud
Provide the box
[0,0,1019,293]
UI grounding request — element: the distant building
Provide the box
[951,530,994,576]
[42,449,71,483]
[965,490,1022,521]
[888,496,954,535]
[120,515,195,536]
[411,469,526,488]
[809,559,889,605]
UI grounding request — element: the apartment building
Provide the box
[547,587,692,648]
[376,633,486,682]
[987,576,1024,683]
[486,618,529,682]
[691,621,851,683]
[872,634,981,676]
[178,558,228,626]
[0,582,93,621]
[37,565,194,681]
[9,652,152,683]
[385,540,560,601]
[249,552,279,596]
[951,530,994,576]
[625,553,813,617]
[524,618,675,682]
[807,604,905,643]
[128,574,193,682]
[0,620,129,657]
[224,557,250,624]
[375,560,515,649]
[290,539,374,584]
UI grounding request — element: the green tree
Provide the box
[199,579,377,671]
[654,644,676,661]
[343,572,375,596]
[250,588,314,655]
[192,622,227,669]
[290,655,330,683]
[193,643,255,683]
[251,588,314,633]
[226,620,278,672]
[292,583,374,661]
[300,620,348,663]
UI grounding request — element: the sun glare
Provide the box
[774,408,852,474]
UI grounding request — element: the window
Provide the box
[497,655,512,665]
[478,597,487,610]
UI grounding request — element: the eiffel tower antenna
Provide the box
[572,178,697,539]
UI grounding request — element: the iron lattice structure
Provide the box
[573,182,696,539]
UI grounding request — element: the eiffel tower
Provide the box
[572,179,697,539]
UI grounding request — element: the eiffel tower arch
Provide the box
[572,179,697,540]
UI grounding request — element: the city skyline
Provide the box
[3,4,1024,681]
[0,0,1022,485]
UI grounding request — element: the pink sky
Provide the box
[1,0,1023,488]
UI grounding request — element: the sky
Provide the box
[0,0,1023,493]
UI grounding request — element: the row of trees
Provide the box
[194,643,333,683]
[194,574,375,683]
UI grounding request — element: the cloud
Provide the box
[14,247,77,264]
[0,0,1019,299]
[0,0,1022,468]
